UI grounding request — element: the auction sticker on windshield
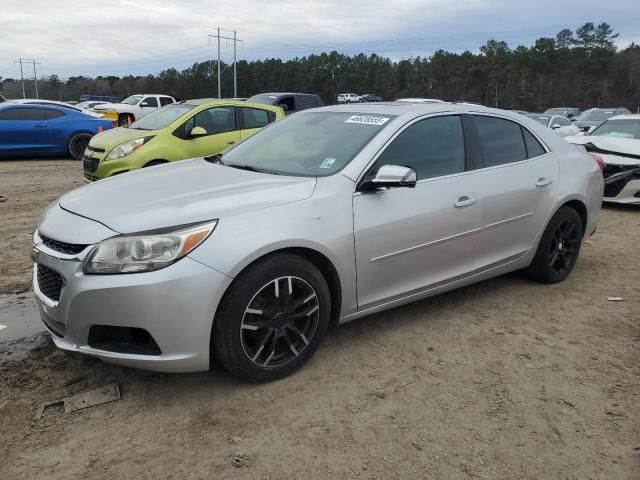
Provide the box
[345,115,390,126]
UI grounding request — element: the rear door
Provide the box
[469,115,559,269]
[0,107,52,154]
[174,105,241,158]
[353,114,484,309]
[239,106,276,139]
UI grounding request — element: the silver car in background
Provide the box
[32,103,603,381]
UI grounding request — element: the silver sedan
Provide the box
[32,103,603,380]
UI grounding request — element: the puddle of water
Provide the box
[0,292,45,342]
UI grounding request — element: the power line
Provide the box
[208,28,243,98]
[12,58,41,98]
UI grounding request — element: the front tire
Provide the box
[213,253,331,382]
[525,206,583,283]
[68,133,92,160]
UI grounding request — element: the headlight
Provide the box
[106,136,154,160]
[83,221,217,274]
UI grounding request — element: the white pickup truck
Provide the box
[92,94,176,126]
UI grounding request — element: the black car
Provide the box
[360,94,382,102]
[247,93,323,115]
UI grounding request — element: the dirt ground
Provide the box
[0,159,638,479]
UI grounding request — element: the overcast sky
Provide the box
[1,0,639,79]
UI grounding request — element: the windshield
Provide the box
[528,115,550,126]
[129,103,195,130]
[578,110,615,122]
[221,111,395,176]
[247,94,278,106]
[122,95,143,105]
[591,119,640,139]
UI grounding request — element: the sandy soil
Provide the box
[0,160,84,294]
[0,160,638,479]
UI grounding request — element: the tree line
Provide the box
[2,22,639,113]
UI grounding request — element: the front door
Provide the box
[353,115,483,309]
[0,107,52,153]
[176,106,241,158]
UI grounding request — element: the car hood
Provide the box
[92,102,132,111]
[565,135,640,166]
[58,159,317,233]
[88,126,158,149]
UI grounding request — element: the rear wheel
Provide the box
[525,206,583,283]
[68,133,92,160]
[213,253,331,382]
[143,160,167,168]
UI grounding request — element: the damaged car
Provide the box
[566,114,640,204]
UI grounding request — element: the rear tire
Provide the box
[213,253,331,382]
[525,206,583,284]
[68,133,92,160]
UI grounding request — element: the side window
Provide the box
[45,109,65,120]
[371,115,465,180]
[277,96,295,113]
[0,108,47,121]
[474,116,527,167]
[522,128,546,158]
[141,97,158,108]
[296,95,318,111]
[180,106,235,136]
[241,107,271,129]
[555,117,571,127]
[159,97,173,106]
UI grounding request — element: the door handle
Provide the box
[536,177,552,188]
[454,196,477,208]
[35,123,48,128]
[227,141,235,145]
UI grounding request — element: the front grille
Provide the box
[86,145,106,153]
[40,234,88,255]
[83,155,100,173]
[37,265,64,302]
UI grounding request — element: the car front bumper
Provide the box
[32,246,233,373]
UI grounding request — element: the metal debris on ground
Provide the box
[607,297,624,302]
[35,383,121,419]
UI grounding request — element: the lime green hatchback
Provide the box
[82,99,285,181]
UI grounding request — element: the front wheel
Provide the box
[68,133,92,160]
[525,206,583,283]
[213,253,331,381]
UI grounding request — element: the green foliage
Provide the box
[1,22,637,112]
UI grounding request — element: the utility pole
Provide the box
[208,29,243,99]
[14,58,26,98]
[13,58,41,98]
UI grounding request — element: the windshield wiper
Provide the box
[204,153,224,164]
[225,163,281,175]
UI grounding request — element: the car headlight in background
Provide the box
[106,136,154,160]
[84,221,217,274]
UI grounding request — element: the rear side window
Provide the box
[522,128,546,158]
[372,115,465,180]
[474,116,527,167]
[141,97,158,107]
[0,108,47,121]
[296,95,319,110]
[45,109,65,120]
[241,107,273,129]
[159,97,174,106]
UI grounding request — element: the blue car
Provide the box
[0,104,114,159]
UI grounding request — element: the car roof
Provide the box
[607,114,640,121]
[310,102,516,118]
[0,102,77,111]
[250,92,317,97]
[182,98,281,110]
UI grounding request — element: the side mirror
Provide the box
[140,102,150,107]
[551,124,561,130]
[360,165,417,192]
[277,103,289,111]
[190,126,207,137]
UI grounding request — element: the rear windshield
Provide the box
[591,119,640,140]
[247,94,278,106]
[579,110,615,122]
[528,115,550,126]
[129,103,195,130]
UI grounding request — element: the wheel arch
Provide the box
[143,159,169,167]
[218,246,343,329]
[555,197,588,236]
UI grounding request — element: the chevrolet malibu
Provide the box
[32,103,603,381]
